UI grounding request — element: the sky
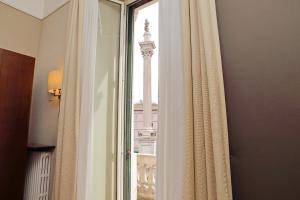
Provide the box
[133,2,159,104]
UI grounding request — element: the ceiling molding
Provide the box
[0,0,69,19]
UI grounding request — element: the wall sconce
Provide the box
[48,69,63,98]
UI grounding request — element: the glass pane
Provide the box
[93,0,121,199]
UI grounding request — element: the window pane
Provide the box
[93,1,121,199]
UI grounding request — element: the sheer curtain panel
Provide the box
[157,0,232,199]
[52,0,98,199]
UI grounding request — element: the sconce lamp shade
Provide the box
[48,69,63,96]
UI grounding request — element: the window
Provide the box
[96,1,159,199]
[95,1,123,199]
[124,1,159,200]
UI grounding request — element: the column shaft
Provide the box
[143,56,152,128]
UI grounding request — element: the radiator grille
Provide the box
[23,152,52,200]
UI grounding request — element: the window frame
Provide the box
[117,1,157,199]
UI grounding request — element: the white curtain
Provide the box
[52,0,98,199]
[157,0,232,199]
[157,0,186,199]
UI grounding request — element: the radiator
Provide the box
[23,151,52,200]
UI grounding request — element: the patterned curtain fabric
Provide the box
[181,0,232,199]
[52,0,98,199]
[157,0,232,199]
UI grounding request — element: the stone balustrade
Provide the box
[137,154,156,200]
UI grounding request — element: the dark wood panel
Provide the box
[27,143,55,152]
[0,49,35,199]
[216,0,300,199]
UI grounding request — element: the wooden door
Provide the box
[0,48,35,199]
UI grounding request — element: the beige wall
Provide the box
[0,2,69,145]
[0,2,41,57]
[29,3,69,145]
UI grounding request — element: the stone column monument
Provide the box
[138,19,156,154]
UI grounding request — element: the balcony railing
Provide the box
[137,154,156,200]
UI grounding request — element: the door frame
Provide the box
[115,0,127,200]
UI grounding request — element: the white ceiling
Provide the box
[0,0,69,19]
